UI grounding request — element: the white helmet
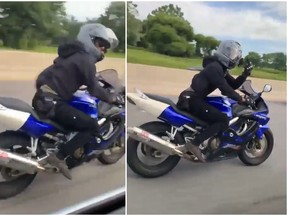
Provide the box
[214,40,242,69]
[77,23,119,62]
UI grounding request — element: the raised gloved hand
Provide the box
[242,61,253,77]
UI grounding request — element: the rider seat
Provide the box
[0,97,68,133]
[144,93,209,127]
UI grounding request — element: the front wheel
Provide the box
[127,122,183,178]
[238,129,274,166]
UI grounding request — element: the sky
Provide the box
[133,1,287,56]
[65,1,111,21]
[64,1,286,56]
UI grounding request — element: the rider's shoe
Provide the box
[47,152,72,180]
[185,141,206,163]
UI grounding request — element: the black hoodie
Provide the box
[190,56,246,101]
[35,40,113,102]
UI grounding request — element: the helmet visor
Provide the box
[106,27,119,50]
[230,48,242,63]
[94,37,110,49]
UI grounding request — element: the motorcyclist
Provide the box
[32,23,123,179]
[176,40,254,162]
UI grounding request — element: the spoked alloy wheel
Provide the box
[238,129,273,166]
[127,122,183,178]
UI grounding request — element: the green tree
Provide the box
[273,52,286,71]
[127,2,142,46]
[151,4,184,18]
[0,2,66,49]
[51,15,85,45]
[143,9,194,57]
[145,13,193,41]
[194,34,219,56]
[261,52,287,71]
[94,2,125,52]
[146,23,178,53]
[128,1,138,16]
[245,51,261,67]
[194,34,205,56]
[202,36,219,56]
[261,53,272,68]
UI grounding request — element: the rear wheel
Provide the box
[238,129,273,166]
[0,132,37,199]
[127,122,182,178]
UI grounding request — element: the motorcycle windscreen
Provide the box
[240,80,258,96]
[97,69,124,94]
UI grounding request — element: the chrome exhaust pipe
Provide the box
[127,127,184,157]
[0,149,45,174]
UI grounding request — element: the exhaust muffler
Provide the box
[127,127,184,157]
[0,149,45,174]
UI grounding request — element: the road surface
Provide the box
[0,81,125,214]
[127,96,286,214]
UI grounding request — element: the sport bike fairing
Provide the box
[127,84,270,146]
[0,69,124,139]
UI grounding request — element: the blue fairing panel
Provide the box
[69,95,99,119]
[256,124,269,139]
[206,96,233,118]
[253,112,270,125]
[19,115,55,138]
[159,106,194,127]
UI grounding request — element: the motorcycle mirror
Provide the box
[263,84,272,93]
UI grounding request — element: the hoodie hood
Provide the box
[202,55,229,76]
[202,56,218,68]
[57,40,86,58]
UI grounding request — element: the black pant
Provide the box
[33,91,99,157]
[53,102,100,157]
[177,91,229,146]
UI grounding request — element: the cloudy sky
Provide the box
[65,1,111,21]
[133,1,287,56]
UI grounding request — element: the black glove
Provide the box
[242,61,253,77]
[240,95,255,107]
[112,94,125,106]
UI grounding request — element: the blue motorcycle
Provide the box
[127,80,273,178]
[0,69,125,199]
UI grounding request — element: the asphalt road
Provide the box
[0,81,125,214]
[127,96,286,214]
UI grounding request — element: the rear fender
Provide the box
[127,93,169,118]
[0,106,30,133]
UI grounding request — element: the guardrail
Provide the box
[52,187,125,214]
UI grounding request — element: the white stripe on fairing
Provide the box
[0,106,30,131]
[127,93,169,117]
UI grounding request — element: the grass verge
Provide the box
[128,48,286,81]
[0,45,125,58]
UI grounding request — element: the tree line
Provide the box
[244,52,286,71]
[127,2,286,71]
[0,2,125,52]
